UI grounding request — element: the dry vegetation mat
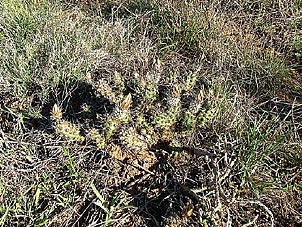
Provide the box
[0,0,302,226]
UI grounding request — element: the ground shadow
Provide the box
[71,139,215,227]
[24,80,114,131]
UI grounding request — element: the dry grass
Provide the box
[0,0,302,226]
